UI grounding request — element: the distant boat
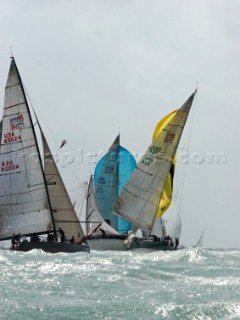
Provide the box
[114,91,197,250]
[0,58,90,253]
[85,175,130,250]
[193,230,204,248]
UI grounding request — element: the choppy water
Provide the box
[1,248,240,320]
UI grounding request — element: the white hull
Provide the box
[87,234,128,251]
[87,235,178,251]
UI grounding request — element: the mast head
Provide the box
[10,46,14,60]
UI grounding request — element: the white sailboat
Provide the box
[85,176,131,250]
[114,91,197,250]
[0,58,90,253]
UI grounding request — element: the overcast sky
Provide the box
[0,0,239,248]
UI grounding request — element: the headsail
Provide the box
[86,176,119,236]
[114,92,196,234]
[0,59,53,240]
[40,128,85,242]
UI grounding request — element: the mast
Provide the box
[12,57,57,240]
[85,175,92,236]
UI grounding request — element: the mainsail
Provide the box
[114,92,196,234]
[151,109,181,239]
[94,135,120,230]
[86,176,119,236]
[40,129,85,242]
[0,59,53,240]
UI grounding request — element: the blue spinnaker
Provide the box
[94,137,136,233]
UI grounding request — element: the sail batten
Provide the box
[114,92,196,233]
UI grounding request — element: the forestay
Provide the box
[0,59,53,240]
[114,92,196,234]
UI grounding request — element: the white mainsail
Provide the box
[114,92,196,234]
[0,59,53,240]
[40,129,85,242]
[86,176,119,236]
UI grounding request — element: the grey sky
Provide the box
[0,0,239,248]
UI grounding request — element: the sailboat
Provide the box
[0,58,90,253]
[85,175,132,250]
[144,109,181,248]
[193,230,204,247]
[114,91,197,250]
[85,136,138,250]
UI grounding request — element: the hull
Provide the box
[132,238,177,251]
[87,234,129,251]
[13,241,90,253]
[87,234,178,251]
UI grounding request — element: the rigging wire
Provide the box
[175,89,198,218]
[22,83,80,183]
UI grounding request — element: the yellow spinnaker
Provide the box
[152,109,178,219]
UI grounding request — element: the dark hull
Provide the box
[13,241,90,253]
[88,234,177,251]
[132,238,177,251]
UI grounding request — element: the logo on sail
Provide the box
[105,166,114,174]
[149,146,161,154]
[98,177,106,185]
[164,133,176,143]
[3,115,25,144]
[10,114,25,130]
[141,156,153,166]
[96,186,104,194]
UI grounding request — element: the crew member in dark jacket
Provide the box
[58,228,65,242]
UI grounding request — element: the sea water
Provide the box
[1,248,240,320]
